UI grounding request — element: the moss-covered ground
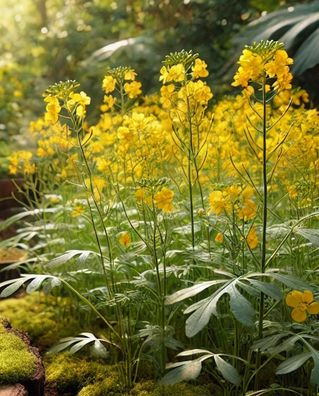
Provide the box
[0,322,37,384]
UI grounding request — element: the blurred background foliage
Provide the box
[0,0,315,153]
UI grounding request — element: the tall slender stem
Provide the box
[186,96,195,250]
[255,76,268,389]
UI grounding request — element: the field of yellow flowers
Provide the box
[1,40,319,395]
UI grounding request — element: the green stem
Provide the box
[255,76,268,389]
[186,96,195,250]
[61,279,121,342]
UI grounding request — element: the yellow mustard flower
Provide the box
[232,49,263,88]
[102,75,116,93]
[159,64,185,84]
[100,95,116,112]
[286,290,319,322]
[192,58,209,79]
[215,232,224,244]
[237,199,257,221]
[124,81,142,99]
[119,232,131,247]
[68,91,91,118]
[124,70,137,81]
[154,187,174,213]
[208,191,231,216]
[71,204,85,218]
[44,96,61,124]
[246,226,259,249]
[135,187,150,205]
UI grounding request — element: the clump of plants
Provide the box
[0,40,319,395]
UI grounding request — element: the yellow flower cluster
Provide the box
[8,151,36,176]
[208,185,257,220]
[232,44,293,93]
[102,67,142,104]
[154,187,174,213]
[10,46,318,221]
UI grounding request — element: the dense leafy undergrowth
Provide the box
[1,40,319,395]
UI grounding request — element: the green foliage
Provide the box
[45,353,120,394]
[0,323,37,384]
[78,379,213,396]
[0,293,82,350]
[237,1,319,75]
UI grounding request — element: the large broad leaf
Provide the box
[162,350,242,386]
[0,208,60,232]
[0,274,61,298]
[165,280,226,305]
[49,332,112,357]
[47,250,99,267]
[264,272,310,291]
[310,352,319,385]
[228,284,255,327]
[295,228,319,247]
[276,351,312,375]
[184,278,255,337]
[214,355,241,386]
[232,2,319,76]
[167,271,286,337]
[253,333,290,352]
[160,359,204,385]
[293,27,319,74]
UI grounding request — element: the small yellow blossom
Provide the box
[154,187,174,213]
[119,231,131,247]
[159,64,185,84]
[44,96,61,124]
[102,75,116,93]
[68,91,91,118]
[286,290,319,322]
[246,226,259,249]
[215,232,224,243]
[124,81,142,99]
[192,58,209,79]
[208,191,231,215]
[71,204,85,218]
[124,70,137,81]
[100,95,116,112]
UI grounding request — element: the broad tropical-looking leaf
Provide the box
[0,274,61,298]
[256,331,319,385]
[48,332,113,358]
[276,351,312,375]
[234,2,319,74]
[166,270,286,337]
[161,349,241,386]
[47,249,99,267]
[295,228,319,247]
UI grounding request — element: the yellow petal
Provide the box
[286,290,303,308]
[291,308,307,323]
[302,290,314,304]
[307,302,319,315]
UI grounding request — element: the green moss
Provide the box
[130,381,212,396]
[0,293,82,349]
[78,378,214,396]
[78,376,124,396]
[0,324,37,384]
[45,353,120,394]
[152,383,212,396]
